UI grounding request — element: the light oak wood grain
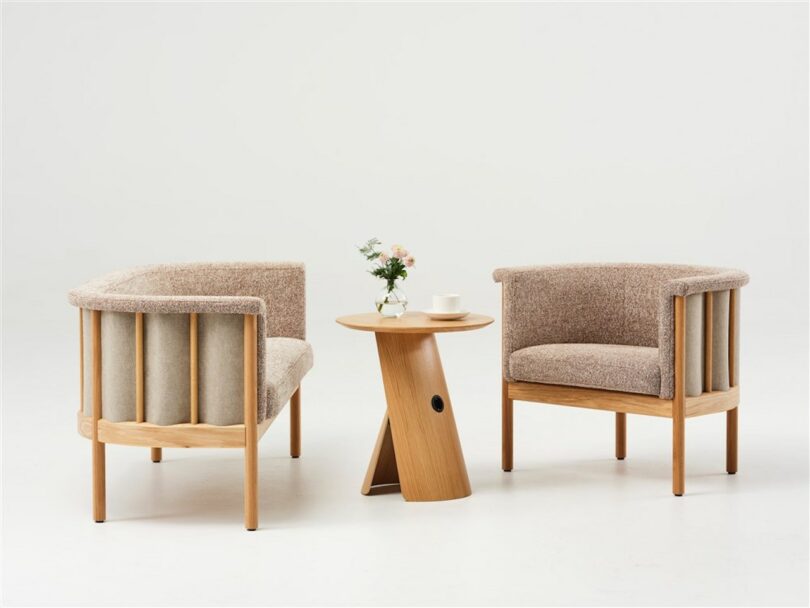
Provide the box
[337,311,493,334]
[615,412,626,460]
[685,386,739,417]
[508,382,671,417]
[729,289,737,387]
[190,312,199,424]
[91,310,106,522]
[135,312,144,423]
[362,414,400,495]
[375,332,471,501]
[96,419,246,447]
[77,411,93,439]
[727,407,738,474]
[727,289,739,474]
[502,379,513,472]
[243,314,258,530]
[673,296,686,496]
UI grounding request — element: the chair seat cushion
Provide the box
[264,337,313,421]
[509,343,661,396]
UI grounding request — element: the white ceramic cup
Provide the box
[433,294,462,313]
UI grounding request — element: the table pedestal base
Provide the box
[361,332,471,501]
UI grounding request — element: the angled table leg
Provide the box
[370,332,471,501]
[362,413,400,495]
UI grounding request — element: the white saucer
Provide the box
[424,310,470,321]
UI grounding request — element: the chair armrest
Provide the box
[658,270,748,399]
[493,266,562,380]
[660,269,749,298]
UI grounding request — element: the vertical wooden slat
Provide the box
[727,289,738,474]
[190,312,199,424]
[243,314,258,531]
[501,285,513,472]
[673,296,686,497]
[729,289,737,387]
[135,312,144,423]
[704,291,713,393]
[91,310,106,522]
[615,412,626,460]
[79,308,84,413]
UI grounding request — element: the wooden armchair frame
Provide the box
[497,264,748,496]
[76,312,297,529]
[71,262,308,530]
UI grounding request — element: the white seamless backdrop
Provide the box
[2,2,808,606]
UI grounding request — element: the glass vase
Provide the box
[375,284,408,318]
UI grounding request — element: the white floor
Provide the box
[2,330,808,606]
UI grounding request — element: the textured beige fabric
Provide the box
[68,262,304,337]
[265,338,313,423]
[685,294,704,397]
[493,264,748,399]
[732,289,741,386]
[198,314,244,426]
[100,312,137,422]
[82,309,92,416]
[145,313,191,425]
[69,262,308,424]
[510,343,661,396]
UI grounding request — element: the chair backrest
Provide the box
[495,263,721,348]
[68,262,306,426]
[101,262,305,339]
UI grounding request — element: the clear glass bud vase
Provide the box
[375,284,408,318]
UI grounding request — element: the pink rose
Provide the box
[391,245,408,258]
[403,255,415,267]
[378,251,390,263]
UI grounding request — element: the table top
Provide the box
[336,311,494,334]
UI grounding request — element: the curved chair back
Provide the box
[493,263,749,399]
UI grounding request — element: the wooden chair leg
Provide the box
[502,380,513,472]
[243,315,258,531]
[151,447,162,463]
[93,440,106,522]
[672,295,686,497]
[615,412,626,460]
[673,416,685,496]
[91,310,106,522]
[290,387,301,458]
[726,407,738,474]
[244,441,257,531]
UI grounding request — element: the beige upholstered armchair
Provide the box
[68,262,313,529]
[494,263,749,495]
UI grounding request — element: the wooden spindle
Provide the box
[501,287,513,472]
[704,291,713,393]
[91,310,106,522]
[729,289,737,387]
[727,289,738,474]
[135,312,144,423]
[673,296,686,496]
[190,313,199,424]
[243,314,258,531]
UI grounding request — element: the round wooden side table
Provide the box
[336,311,494,501]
